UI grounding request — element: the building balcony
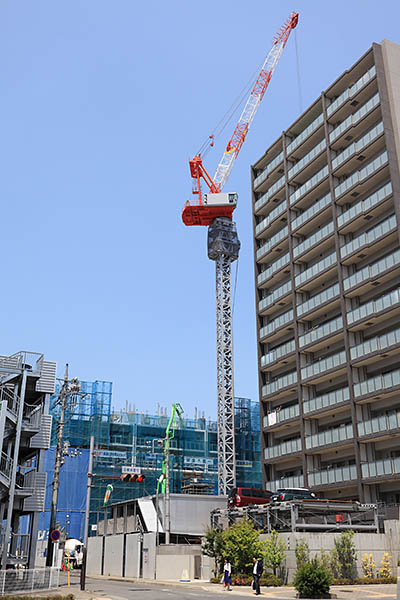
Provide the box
[354,368,400,401]
[337,181,392,233]
[350,326,400,365]
[264,437,302,461]
[303,387,350,416]
[341,214,397,264]
[14,471,35,498]
[258,280,292,316]
[255,175,286,214]
[291,192,331,235]
[327,65,376,120]
[257,252,290,288]
[253,150,284,190]
[255,201,287,239]
[257,226,289,263]
[305,423,353,450]
[288,138,327,183]
[297,283,340,319]
[329,92,380,148]
[295,252,337,292]
[334,149,389,205]
[287,113,324,157]
[263,403,300,429]
[358,410,400,440]
[308,464,357,488]
[259,309,294,342]
[343,248,400,297]
[347,287,400,331]
[299,316,343,351]
[262,370,297,399]
[293,222,334,261]
[290,165,329,208]
[260,339,296,370]
[332,121,385,177]
[267,473,304,492]
[361,457,400,481]
[301,350,347,384]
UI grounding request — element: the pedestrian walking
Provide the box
[223,557,232,591]
[252,556,263,595]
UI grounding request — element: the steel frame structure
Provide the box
[215,254,236,495]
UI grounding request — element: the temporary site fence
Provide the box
[0,567,59,595]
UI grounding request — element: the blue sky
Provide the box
[1,1,399,417]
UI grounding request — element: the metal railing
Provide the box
[0,452,13,482]
[0,567,59,595]
[0,387,19,416]
[0,351,44,376]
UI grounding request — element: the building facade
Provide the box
[44,387,262,541]
[252,40,400,503]
[0,350,55,568]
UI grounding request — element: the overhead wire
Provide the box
[196,58,265,158]
[294,28,303,114]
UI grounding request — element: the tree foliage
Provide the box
[202,526,224,576]
[379,553,392,578]
[295,539,310,568]
[334,530,357,579]
[222,518,264,574]
[263,529,286,576]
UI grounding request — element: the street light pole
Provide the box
[165,438,170,545]
[83,435,94,549]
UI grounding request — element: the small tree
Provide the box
[319,548,332,574]
[361,553,376,579]
[334,530,357,579]
[329,548,341,578]
[379,552,392,578]
[263,529,286,576]
[222,518,264,574]
[202,526,224,576]
[294,557,331,598]
[295,539,310,568]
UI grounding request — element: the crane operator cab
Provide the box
[203,192,238,208]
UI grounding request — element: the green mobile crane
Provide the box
[157,403,184,543]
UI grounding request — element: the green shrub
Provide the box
[294,558,332,598]
[332,576,397,585]
[260,574,283,586]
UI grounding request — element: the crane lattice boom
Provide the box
[213,12,298,191]
[182,11,298,227]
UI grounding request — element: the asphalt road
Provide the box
[59,574,397,600]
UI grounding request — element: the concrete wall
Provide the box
[87,536,103,575]
[260,530,399,583]
[142,533,156,580]
[156,544,202,580]
[104,535,124,577]
[125,533,140,578]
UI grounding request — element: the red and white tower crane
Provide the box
[182,12,299,495]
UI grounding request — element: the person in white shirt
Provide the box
[223,557,232,591]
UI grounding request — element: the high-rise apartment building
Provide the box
[252,40,400,503]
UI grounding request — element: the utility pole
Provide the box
[83,435,94,549]
[46,364,80,567]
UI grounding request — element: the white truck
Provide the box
[63,538,83,569]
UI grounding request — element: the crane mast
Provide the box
[182,13,299,496]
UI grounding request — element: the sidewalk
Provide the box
[58,574,397,600]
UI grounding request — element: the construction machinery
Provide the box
[182,13,299,495]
